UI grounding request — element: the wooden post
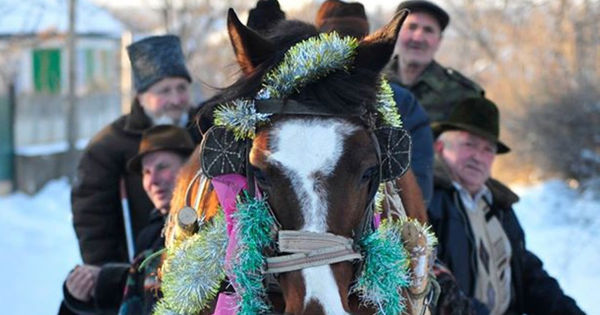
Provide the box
[66,0,78,182]
[120,31,132,114]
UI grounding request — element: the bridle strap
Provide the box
[264,230,362,274]
[255,99,366,117]
[352,131,383,244]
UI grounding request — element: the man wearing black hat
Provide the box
[63,125,194,315]
[428,97,584,315]
[387,0,484,123]
[71,35,196,266]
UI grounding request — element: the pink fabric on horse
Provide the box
[211,174,248,315]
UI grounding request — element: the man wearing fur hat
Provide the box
[71,35,196,266]
[429,97,584,314]
[387,0,484,123]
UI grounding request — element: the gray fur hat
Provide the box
[127,35,192,92]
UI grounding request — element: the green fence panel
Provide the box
[0,93,14,181]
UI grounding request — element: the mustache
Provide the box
[464,159,486,173]
[405,40,429,49]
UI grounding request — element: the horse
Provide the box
[156,8,436,315]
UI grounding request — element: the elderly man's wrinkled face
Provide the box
[138,77,191,126]
[435,130,497,195]
[141,151,185,214]
[397,12,442,67]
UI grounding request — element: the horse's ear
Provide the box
[227,8,276,75]
[354,10,408,73]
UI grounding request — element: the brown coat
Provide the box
[71,101,199,265]
[72,101,154,264]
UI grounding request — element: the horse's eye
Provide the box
[360,166,378,184]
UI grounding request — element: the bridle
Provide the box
[186,98,410,280]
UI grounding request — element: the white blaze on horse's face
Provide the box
[268,118,357,314]
[268,118,358,232]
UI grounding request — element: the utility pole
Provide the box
[66,0,78,182]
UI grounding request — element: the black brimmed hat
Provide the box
[127,35,192,92]
[432,97,510,154]
[247,0,286,34]
[396,0,450,31]
[127,125,195,173]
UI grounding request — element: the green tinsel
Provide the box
[152,302,182,315]
[153,211,228,315]
[231,192,276,315]
[260,32,358,99]
[376,79,403,128]
[213,99,272,140]
[353,219,411,315]
[374,183,386,215]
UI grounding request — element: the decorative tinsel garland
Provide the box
[376,79,403,128]
[212,32,402,141]
[373,183,386,215]
[259,32,358,99]
[231,192,276,314]
[153,211,228,315]
[352,219,412,315]
[214,99,272,140]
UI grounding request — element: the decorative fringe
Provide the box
[353,219,412,315]
[153,211,228,315]
[376,79,403,128]
[231,192,276,315]
[213,99,272,140]
[259,32,358,99]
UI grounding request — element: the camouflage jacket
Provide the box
[386,57,484,123]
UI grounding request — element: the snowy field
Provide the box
[0,178,598,314]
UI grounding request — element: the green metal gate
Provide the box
[0,85,14,190]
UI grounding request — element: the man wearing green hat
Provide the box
[387,0,484,123]
[63,125,194,314]
[428,97,584,314]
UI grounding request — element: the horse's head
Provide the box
[194,9,409,315]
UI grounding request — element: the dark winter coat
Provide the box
[386,57,484,123]
[428,159,585,315]
[71,101,197,265]
[62,209,166,315]
[390,83,434,205]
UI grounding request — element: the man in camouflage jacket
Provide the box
[387,0,484,123]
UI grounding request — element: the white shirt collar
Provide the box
[452,181,492,212]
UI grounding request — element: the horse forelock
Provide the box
[196,20,380,128]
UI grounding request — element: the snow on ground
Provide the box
[0,178,598,314]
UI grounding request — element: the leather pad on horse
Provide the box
[375,126,411,182]
[200,126,247,178]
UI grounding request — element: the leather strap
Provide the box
[255,99,366,117]
[264,230,362,274]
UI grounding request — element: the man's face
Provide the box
[436,130,496,195]
[142,151,185,214]
[138,77,191,126]
[397,12,442,66]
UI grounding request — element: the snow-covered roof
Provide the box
[0,0,123,36]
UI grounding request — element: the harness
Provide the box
[185,99,392,274]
